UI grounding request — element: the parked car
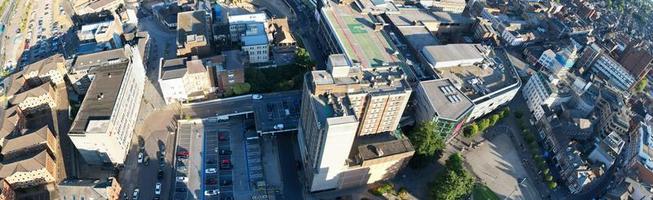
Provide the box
[137,152,144,164]
[220,163,233,170]
[221,160,231,165]
[155,183,161,195]
[205,189,220,196]
[132,188,140,200]
[176,176,188,182]
[157,170,164,180]
[206,159,216,164]
[205,178,217,185]
[252,94,263,100]
[176,151,189,157]
[205,168,217,174]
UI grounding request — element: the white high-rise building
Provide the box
[69,45,146,165]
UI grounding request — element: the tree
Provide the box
[463,123,479,137]
[636,79,648,92]
[232,82,251,95]
[500,107,510,118]
[398,187,410,200]
[430,170,474,200]
[446,153,464,173]
[409,121,445,157]
[547,181,557,190]
[489,114,501,126]
[478,118,490,131]
[545,174,553,181]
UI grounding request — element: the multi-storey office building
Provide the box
[414,79,474,141]
[69,45,145,165]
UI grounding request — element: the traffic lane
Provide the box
[135,130,170,200]
[277,132,303,199]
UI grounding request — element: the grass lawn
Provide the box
[472,184,500,200]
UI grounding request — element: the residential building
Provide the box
[473,18,498,41]
[420,44,521,122]
[299,54,412,192]
[588,132,625,168]
[58,178,121,200]
[69,45,145,165]
[619,41,653,84]
[8,83,57,115]
[76,12,124,54]
[21,54,67,86]
[0,179,15,200]
[536,44,579,76]
[575,43,603,74]
[589,53,636,91]
[153,4,180,30]
[414,79,474,142]
[227,13,267,41]
[604,177,653,200]
[595,86,630,139]
[419,0,467,13]
[0,149,57,189]
[72,0,124,15]
[204,51,245,93]
[1,126,58,161]
[176,10,212,57]
[501,29,536,46]
[522,72,573,121]
[158,56,213,104]
[635,122,653,184]
[267,18,297,65]
[241,23,270,63]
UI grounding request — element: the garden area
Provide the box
[245,48,313,93]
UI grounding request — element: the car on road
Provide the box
[176,151,189,157]
[137,152,144,164]
[157,170,164,179]
[132,188,140,200]
[205,189,220,196]
[205,168,217,174]
[205,178,217,185]
[252,94,262,100]
[155,183,161,195]
[220,180,232,186]
[176,176,188,182]
[219,150,231,155]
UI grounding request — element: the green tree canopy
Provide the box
[636,79,648,92]
[463,123,479,137]
[430,170,475,200]
[409,121,446,157]
[446,153,464,173]
[232,82,251,95]
[489,114,501,126]
[478,118,490,131]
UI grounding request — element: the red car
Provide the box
[221,159,231,165]
[176,151,189,157]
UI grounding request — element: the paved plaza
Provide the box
[465,133,541,200]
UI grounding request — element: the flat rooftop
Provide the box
[418,79,474,121]
[321,4,398,68]
[422,44,486,67]
[177,10,209,46]
[396,26,439,52]
[69,63,128,134]
[349,132,414,164]
[431,47,519,100]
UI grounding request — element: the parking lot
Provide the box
[175,115,257,200]
[174,121,204,200]
[253,91,301,134]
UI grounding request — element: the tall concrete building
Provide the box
[69,45,146,165]
[299,55,413,192]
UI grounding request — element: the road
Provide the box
[283,0,327,68]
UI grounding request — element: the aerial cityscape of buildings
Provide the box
[0,0,649,199]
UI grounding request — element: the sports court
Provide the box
[323,5,397,68]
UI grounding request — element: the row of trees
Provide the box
[463,107,510,138]
[430,153,475,200]
[516,116,558,190]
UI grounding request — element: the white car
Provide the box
[252,94,263,100]
[176,176,188,182]
[205,168,217,174]
[154,183,161,195]
[132,188,140,200]
[273,124,284,130]
[137,152,144,164]
[204,189,220,196]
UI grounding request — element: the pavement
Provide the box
[464,130,541,200]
